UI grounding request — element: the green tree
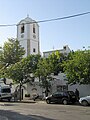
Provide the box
[35,57,52,97]
[6,54,40,101]
[35,51,65,96]
[48,51,65,75]
[63,50,90,84]
[0,38,25,77]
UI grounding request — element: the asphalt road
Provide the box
[0,101,90,120]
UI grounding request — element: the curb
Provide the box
[0,100,46,104]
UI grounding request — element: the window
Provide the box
[21,34,24,38]
[57,86,62,92]
[33,24,35,33]
[57,85,68,92]
[33,48,36,52]
[63,46,66,50]
[33,34,36,39]
[21,24,24,33]
[1,88,11,93]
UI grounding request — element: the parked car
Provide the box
[0,85,12,101]
[79,96,90,106]
[45,91,77,105]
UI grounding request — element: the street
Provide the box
[0,101,90,120]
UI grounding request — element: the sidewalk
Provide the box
[0,98,46,105]
[20,99,36,103]
[21,98,46,103]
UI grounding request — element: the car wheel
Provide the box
[81,100,88,106]
[46,99,50,104]
[63,99,68,105]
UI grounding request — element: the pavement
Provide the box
[0,99,45,120]
[0,99,46,107]
[0,99,34,120]
[0,115,8,120]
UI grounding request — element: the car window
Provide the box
[68,91,75,95]
[1,88,11,93]
[63,92,68,96]
[53,93,62,97]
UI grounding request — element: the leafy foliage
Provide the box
[0,38,25,77]
[35,51,65,96]
[0,38,25,67]
[6,54,41,84]
[6,54,40,101]
[63,50,90,84]
[48,51,65,75]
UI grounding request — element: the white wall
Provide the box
[27,82,44,99]
[43,45,71,58]
[68,84,90,97]
[30,40,39,54]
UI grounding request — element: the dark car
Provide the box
[45,91,77,105]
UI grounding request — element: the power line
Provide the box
[0,11,90,27]
[0,24,16,27]
[38,11,90,23]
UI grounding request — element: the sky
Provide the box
[0,0,90,53]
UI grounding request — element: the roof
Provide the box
[17,15,39,26]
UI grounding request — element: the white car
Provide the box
[79,96,90,106]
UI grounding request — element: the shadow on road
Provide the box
[0,110,55,120]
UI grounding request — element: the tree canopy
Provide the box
[6,54,40,101]
[6,54,41,84]
[0,38,25,67]
[63,50,90,84]
[48,51,65,75]
[35,51,65,96]
[0,38,25,77]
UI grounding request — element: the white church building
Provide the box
[17,16,90,99]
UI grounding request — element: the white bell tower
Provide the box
[17,15,40,57]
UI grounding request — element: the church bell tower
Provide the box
[17,15,40,57]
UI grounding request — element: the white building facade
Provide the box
[17,15,40,57]
[43,45,71,58]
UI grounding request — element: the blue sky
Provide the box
[0,0,90,52]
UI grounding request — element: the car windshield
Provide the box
[1,88,11,93]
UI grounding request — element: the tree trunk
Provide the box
[45,87,48,97]
[19,83,22,101]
